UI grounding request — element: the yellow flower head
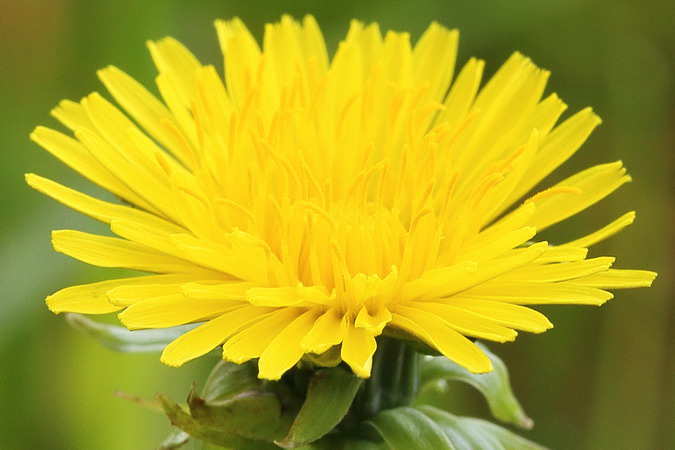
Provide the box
[28,15,655,380]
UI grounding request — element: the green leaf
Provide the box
[419,342,533,429]
[312,435,384,450]
[157,429,190,449]
[188,388,291,441]
[365,406,455,450]
[158,394,278,450]
[65,313,196,353]
[418,406,547,450]
[201,360,260,402]
[276,367,362,448]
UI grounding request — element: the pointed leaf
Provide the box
[277,367,362,448]
[365,406,455,450]
[189,388,291,441]
[158,394,278,449]
[65,313,197,352]
[418,406,546,450]
[201,360,260,402]
[114,390,164,412]
[419,343,532,428]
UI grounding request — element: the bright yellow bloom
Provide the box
[28,16,655,380]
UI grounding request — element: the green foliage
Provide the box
[417,406,545,450]
[366,407,455,449]
[419,342,533,429]
[277,367,362,448]
[159,393,279,449]
[145,341,544,449]
[366,405,546,450]
[155,362,362,449]
[65,313,196,353]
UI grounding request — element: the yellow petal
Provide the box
[52,230,202,274]
[47,280,125,314]
[471,203,536,248]
[402,260,478,301]
[147,37,202,109]
[465,281,613,305]
[82,92,179,181]
[161,305,275,366]
[412,23,458,105]
[435,57,484,130]
[452,53,549,187]
[75,127,176,221]
[110,219,183,257]
[169,172,217,241]
[355,305,392,335]
[221,307,305,364]
[215,17,261,107]
[193,65,234,138]
[97,65,187,162]
[171,232,269,283]
[301,308,346,354]
[527,161,630,231]
[154,72,198,155]
[391,307,492,374]
[181,281,255,300]
[299,15,329,74]
[508,107,601,203]
[458,226,537,262]
[47,274,199,314]
[445,297,553,333]
[245,286,304,307]
[107,274,210,307]
[438,242,548,298]
[51,99,95,131]
[258,309,323,380]
[565,211,636,248]
[409,302,518,342]
[571,269,657,288]
[264,15,307,88]
[119,295,244,330]
[533,245,588,264]
[110,220,234,277]
[500,256,615,282]
[30,126,150,210]
[26,174,184,233]
[340,321,377,378]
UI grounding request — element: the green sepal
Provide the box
[157,429,190,449]
[188,388,291,441]
[365,406,455,450]
[200,360,260,402]
[276,366,362,448]
[417,405,546,450]
[419,343,533,429]
[303,345,342,368]
[65,313,195,353]
[158,394,278,449]
[354,337,421,420]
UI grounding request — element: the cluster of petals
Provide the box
[28,15,656,379]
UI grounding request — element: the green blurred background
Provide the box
[1,1,673,448]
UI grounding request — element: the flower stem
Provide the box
[348,336,421,426]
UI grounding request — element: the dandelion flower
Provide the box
[28,15,656,380]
